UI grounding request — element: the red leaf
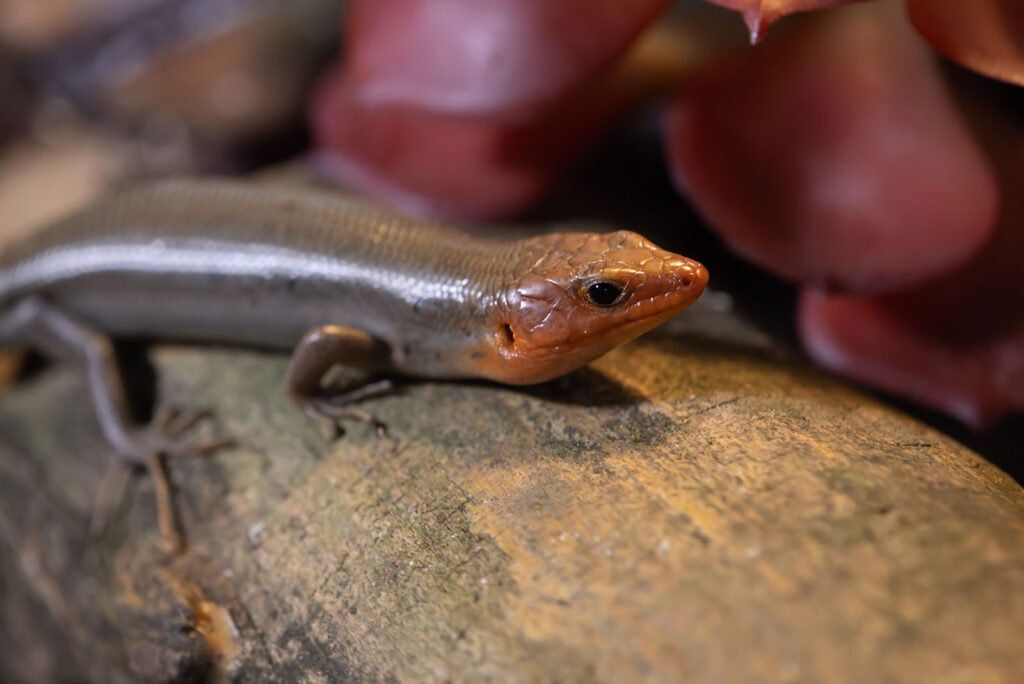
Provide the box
[664,2,998,293]
[799,98,1024,428]
[311,53,656,220]
[798,290,1024,429]
[909,0,1024,87]
[312,66,549,219]
[344,0,669,121]
[312,15,697,220]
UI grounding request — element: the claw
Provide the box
[180,435,234,459]
[165,409,207,439]
[153,405,181,431]
[320,378,394,406]
[335,405,387,438]
[305,400,387,438]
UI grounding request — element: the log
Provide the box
[1,302,1023,683]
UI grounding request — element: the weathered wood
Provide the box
[1,304,1022,683]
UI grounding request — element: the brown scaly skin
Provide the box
[475,231,708,385]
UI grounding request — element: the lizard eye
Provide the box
[586,281,625,307]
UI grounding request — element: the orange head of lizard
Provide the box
[481,230,708,385]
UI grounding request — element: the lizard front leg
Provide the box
[285,325,395,436]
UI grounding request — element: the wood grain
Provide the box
[0,304,1022,682]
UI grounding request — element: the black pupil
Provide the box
[587,282,622,306]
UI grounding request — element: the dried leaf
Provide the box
[344,0,669,121]
[664,3,997,293]
[909,0,1024,87]
[799,93,1024,427]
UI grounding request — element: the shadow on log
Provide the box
[1,304,1022,682]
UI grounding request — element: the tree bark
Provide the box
[1,304,1022,683]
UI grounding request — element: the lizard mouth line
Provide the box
[508,297,692,356]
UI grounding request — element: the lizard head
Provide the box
[481,230,707,385]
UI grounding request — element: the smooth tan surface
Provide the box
[0,134,126,251]
[0,304,1022,683]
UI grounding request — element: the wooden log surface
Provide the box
[1,297,1023,683]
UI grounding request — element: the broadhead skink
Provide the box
[0,178,708,548]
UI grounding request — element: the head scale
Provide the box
[482,230,708,384]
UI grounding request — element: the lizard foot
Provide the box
[299,379,394,439]
[91,406,232,553]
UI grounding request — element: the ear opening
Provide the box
[501,323,515,346]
